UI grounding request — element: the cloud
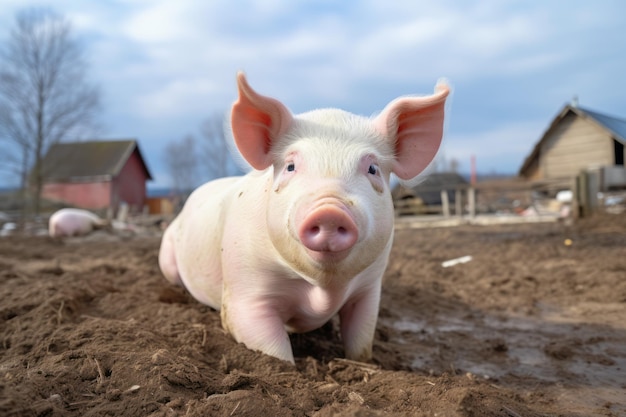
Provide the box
[122,1,205,44]
[134,77,223,118]
[85,1,591,118]
[1,0,624,188]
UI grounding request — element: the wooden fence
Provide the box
[394,170,626,220]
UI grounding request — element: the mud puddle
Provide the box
[383,302,626,414]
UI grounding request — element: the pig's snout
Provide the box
[298,203,358,259]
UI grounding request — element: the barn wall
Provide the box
[42,181,112,210]
[540,113,613,179]
[145,197,175,215]
[523,158,542,181]
[113,150,148,211]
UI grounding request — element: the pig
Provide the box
[159,72,449,364]
[49,208,108,237]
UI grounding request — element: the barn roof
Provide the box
[580,107,626,142]
[519,105,626,176]
[40,139,153,181]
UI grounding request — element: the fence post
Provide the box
[575,170,595,218]
[441,190,450,217]
[455,189,462,217]
[468,188,476,218]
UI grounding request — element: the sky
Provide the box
[0,0,625,189]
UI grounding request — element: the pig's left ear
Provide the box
[231,72,293,170]
[373,82,450,180]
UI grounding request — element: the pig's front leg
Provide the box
[221,295,295,364]
[339,282,382,362]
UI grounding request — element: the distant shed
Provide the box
[519,104,626,184]
[393,172,468,203]
[392,172,468,215]
[39,140,152,213]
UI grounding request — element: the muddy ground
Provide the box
[0,214,625,416]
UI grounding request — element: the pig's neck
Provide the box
[306,284,347,316]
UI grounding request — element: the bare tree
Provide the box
[164,135,200,196]
[200,112,243,180]
[0,8,101,215]
[163,114,242,198]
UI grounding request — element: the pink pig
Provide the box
[159,73,449,364]
[49,208,107,237]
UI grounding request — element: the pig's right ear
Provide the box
[231,72,293,170]
[373,82,450,180]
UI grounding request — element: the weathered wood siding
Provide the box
[523,157,542,181]
[112,150,149,211]
[42,181,112,210]
[540,112,613,179]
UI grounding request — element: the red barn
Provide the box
[39,140,152,213]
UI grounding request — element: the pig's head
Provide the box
[231,72,449,287]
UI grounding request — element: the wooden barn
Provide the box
[519,103,626,185]
[39,140,152,213]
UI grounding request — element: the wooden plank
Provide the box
[441,190,450,217]
[542,114,613,179]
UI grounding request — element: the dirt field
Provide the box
[1,213,625,416]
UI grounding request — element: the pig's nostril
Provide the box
[310,226,320,234]
[338,227,347,234]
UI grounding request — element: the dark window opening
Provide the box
[614,139,624,166]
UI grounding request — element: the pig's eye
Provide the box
[367,164,379,175]
[286,162,296,172]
